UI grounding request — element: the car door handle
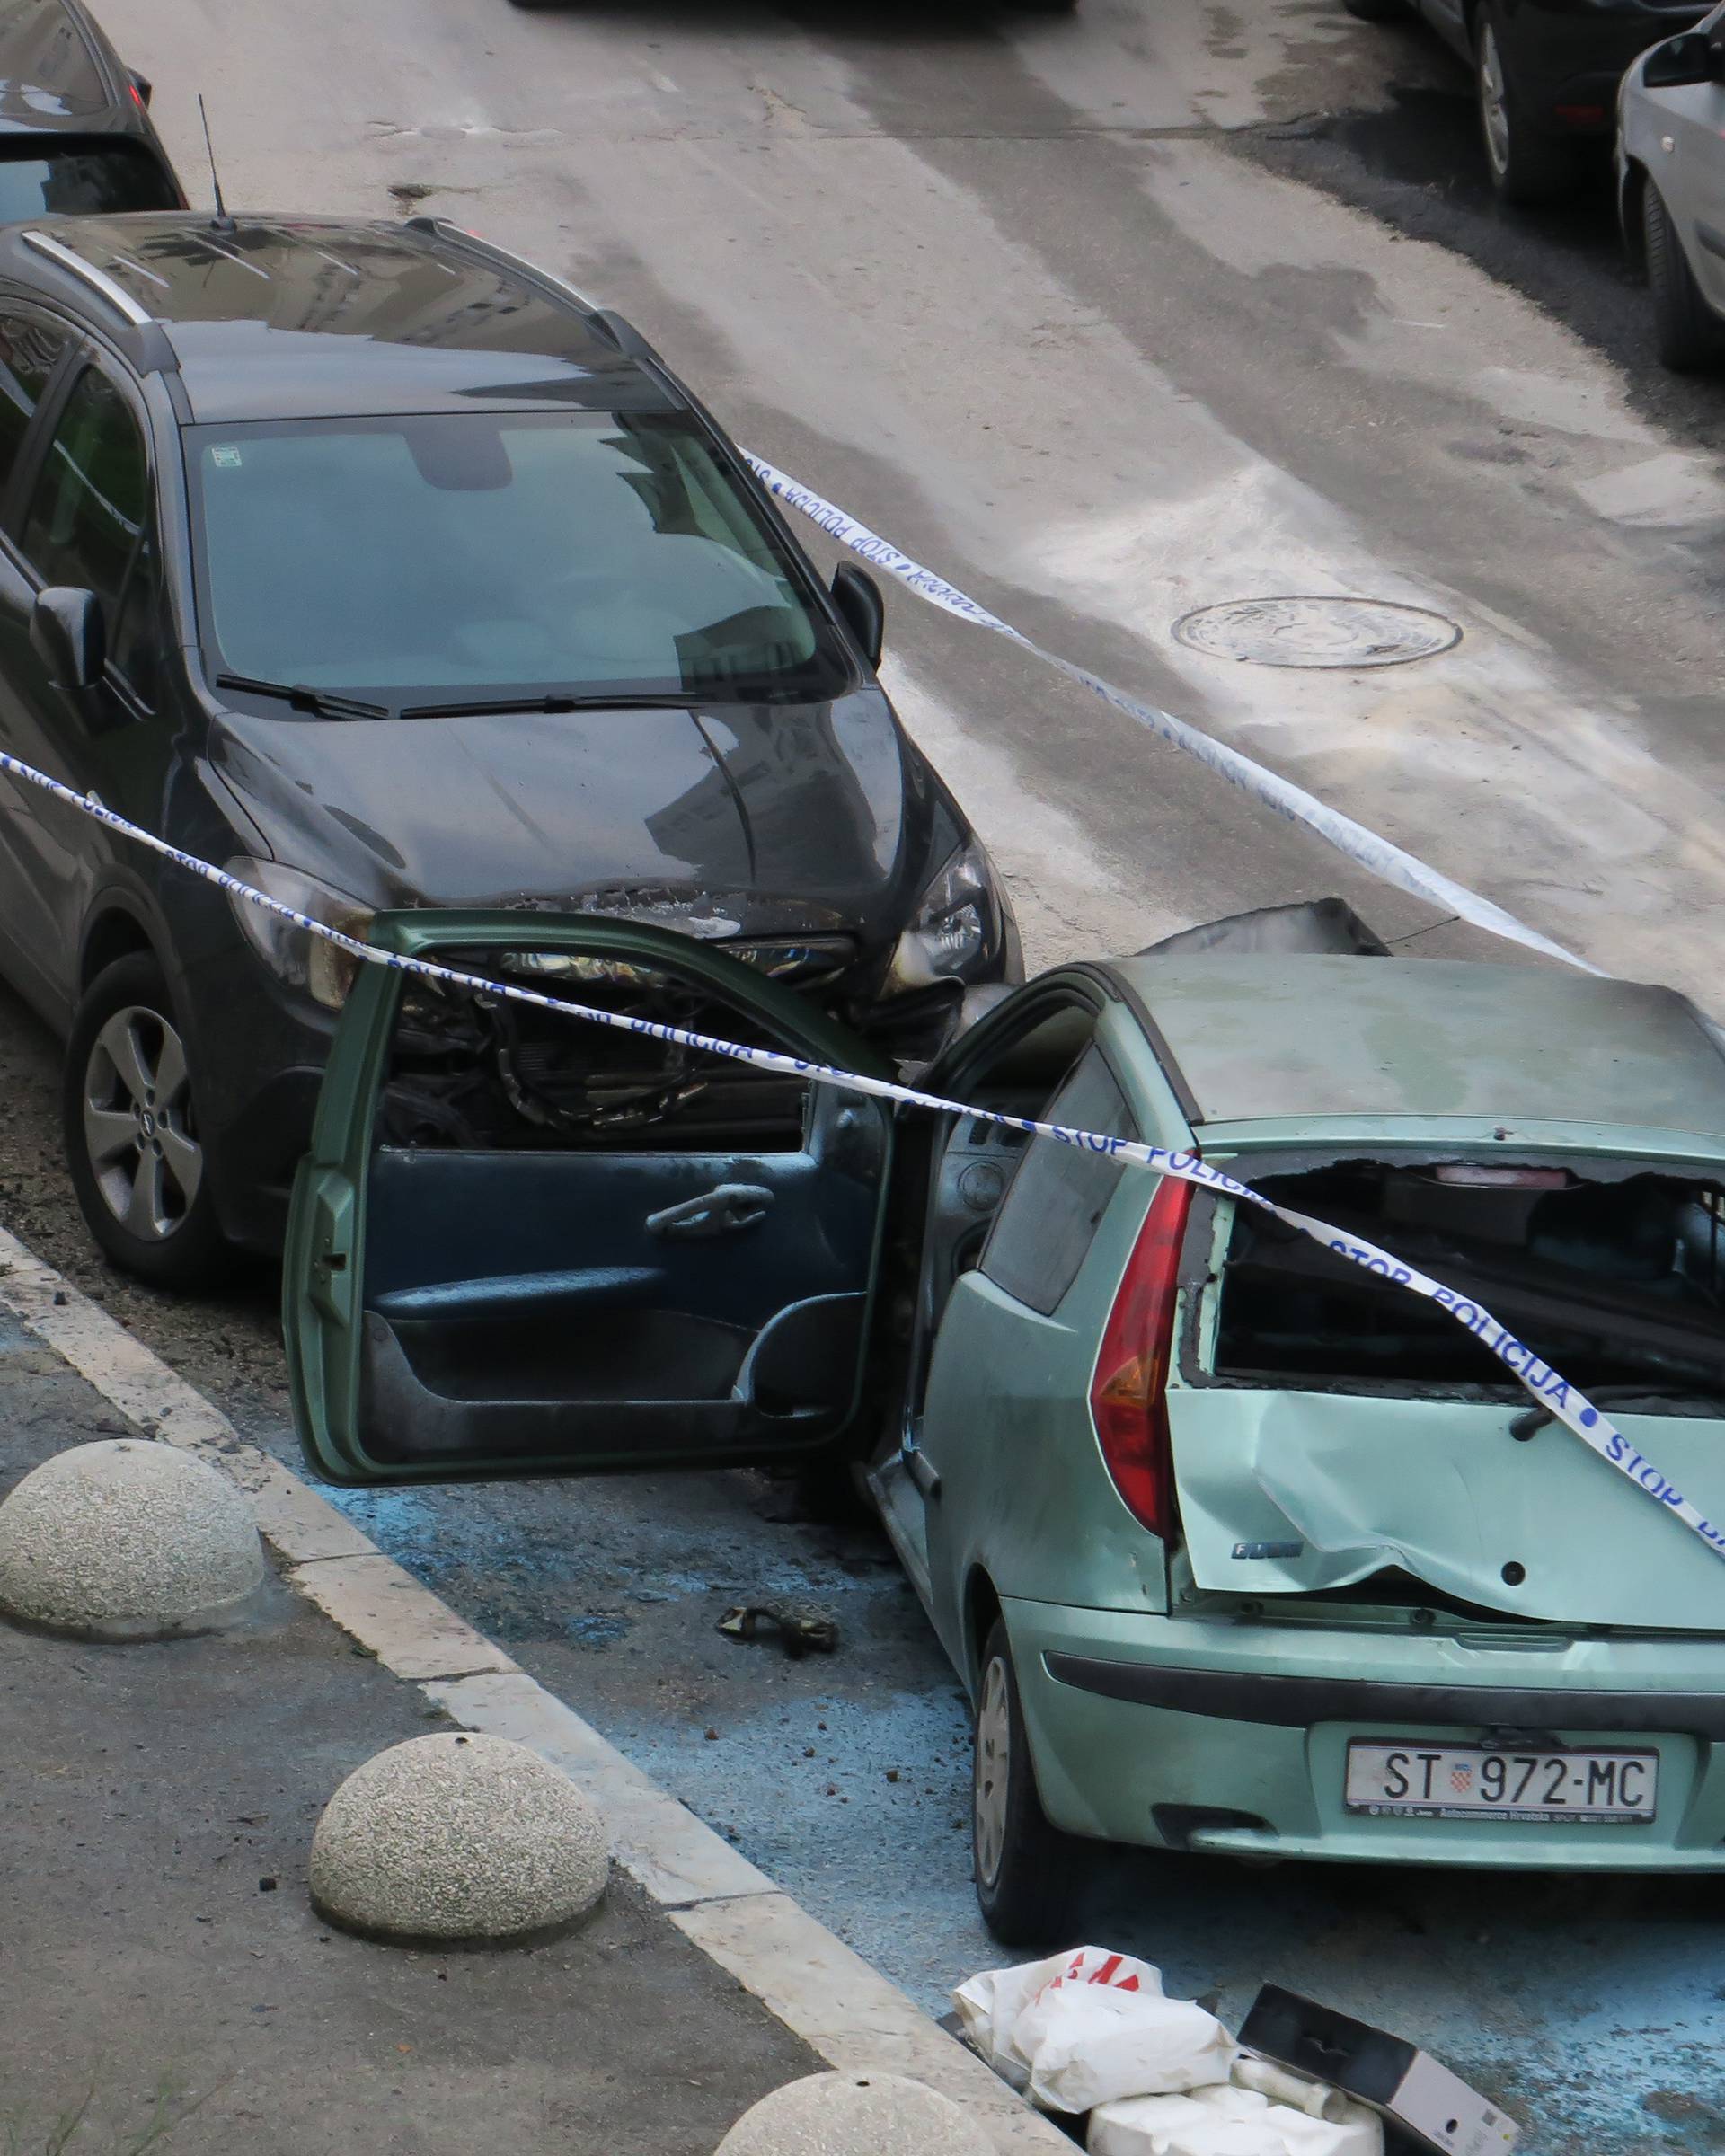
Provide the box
[645,1183,774,1239]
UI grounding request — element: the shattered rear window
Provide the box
[1213,1161,1725,1404]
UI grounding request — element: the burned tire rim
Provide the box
[82,1003,204,1242]
[974,1655,1013,1890]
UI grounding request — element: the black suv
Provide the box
[0,212,1020,1284]
[0,0,182,218]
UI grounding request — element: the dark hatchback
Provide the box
[0,212,1019,1284]
[0,0,182,218]
[1349,0,1705,201]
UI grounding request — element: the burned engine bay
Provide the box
[1212,1156,1725,1403]
[375,952,810,1153]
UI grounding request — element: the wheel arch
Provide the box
[1622,155,1651,276]
[79,903,161,994]
[963,1566,1004,1698]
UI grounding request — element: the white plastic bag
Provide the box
[1016,1984,1237,2113]
[953,1949,1165,2093]
[1090,2081,1384,2156]
[954,1947,1233,2114]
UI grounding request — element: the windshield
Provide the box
[0,140,178,217]
[189,411,853,707]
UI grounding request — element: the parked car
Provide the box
[1347,0,1707,203]
[0,0,182,220]
[281,897,1725,1940]
[1617,6,1725,366]
[0,210,1019,1286]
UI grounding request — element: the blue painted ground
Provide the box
[320,1467,1725,2155]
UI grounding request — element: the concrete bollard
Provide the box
[714,2072,997,2156]
[309,1731,610,1947]
[0,1438,265,1639]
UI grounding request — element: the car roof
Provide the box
[1110,955,1725,1139]
[0,213,677,419]
[0,0,128,129]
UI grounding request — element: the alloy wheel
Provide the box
[1479,25,1510,178]
[974,1655,1013,1890]
[81,1004,203,1241]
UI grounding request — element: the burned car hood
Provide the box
[210,690,924,943]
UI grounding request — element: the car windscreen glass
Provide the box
[0,138,178,216]
[187,411,853,706]
[1212,1159,1725,1401]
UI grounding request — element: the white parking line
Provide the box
[0,1220,1066,2152]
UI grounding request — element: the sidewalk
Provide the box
[0,1306,819,2156]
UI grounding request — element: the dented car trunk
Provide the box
[1172,1148,1725,1629]
[1103,946,1725,1630]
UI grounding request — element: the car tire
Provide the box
[1343,0,1404,21]
[1644,179,1724,371]
[1474,7,1576,206]
[63,955,228,1290]
[973,1620,1086,1945]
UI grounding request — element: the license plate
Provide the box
[1344,1740,1659,1823]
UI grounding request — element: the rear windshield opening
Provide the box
[1214,1161,1725,1405]
[0,137,178,218]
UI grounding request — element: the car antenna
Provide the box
[197,93,235,234]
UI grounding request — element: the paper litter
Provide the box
[1088,2081,1384,2156]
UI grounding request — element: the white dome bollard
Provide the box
[309,1732,610,1947]
[0,1439,265,1639]
[714,2072,998,2156]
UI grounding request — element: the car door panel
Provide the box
[886,997,1190,1675]
[0,350,172,1017]
[1660,78,1725,311]
[917,1135,1173,1672]
[285,911,894,1487]
[0,313,82,1005]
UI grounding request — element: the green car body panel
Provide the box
[283,908,899,1489]
[286,925,1725,1868]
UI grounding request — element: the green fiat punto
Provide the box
[283,901,1725,1942]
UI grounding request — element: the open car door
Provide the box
[283,912,895,1487]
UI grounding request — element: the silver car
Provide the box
[1618,4,1725,367]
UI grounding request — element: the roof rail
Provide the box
[400,215,599,316]
[21,230,152,328]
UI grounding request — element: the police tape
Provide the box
[743,453,1597,977]
[0,739,1714,1566]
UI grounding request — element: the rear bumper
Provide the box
[1047,1651,1725,1741]
[1009,1598,1725,1867]
[1503,4,1707,134]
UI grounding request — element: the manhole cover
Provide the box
[1172,596,1462,669]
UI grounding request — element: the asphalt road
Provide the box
[4,0,1725,2149]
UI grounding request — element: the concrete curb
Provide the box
[0,1224,1067,2154]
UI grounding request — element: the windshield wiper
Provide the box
[397,693,698,720]
[217,674,392,721]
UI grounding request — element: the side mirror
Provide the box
[1641,30,1723,87]
[831,562,885,670]
[31,587,105,694]
[128,66,153,106]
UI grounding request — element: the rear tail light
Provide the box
[1090,1175,1194,1541]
